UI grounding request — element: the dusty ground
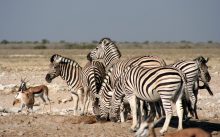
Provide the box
[0,48,220,137]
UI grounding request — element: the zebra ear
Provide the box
[54,56,62,64]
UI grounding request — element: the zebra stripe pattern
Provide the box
[109,66,188,134]
[88,38,121,69]
[97,55,166,120]
[45,54,105,115]
[172,57,211,119]
[81,60,105,115]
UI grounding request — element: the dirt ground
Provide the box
[0,48,220,137]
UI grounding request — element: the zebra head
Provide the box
[45,54,62,83]
[88,38,121,67]
[88,38,112,60]
[194,56,211,83]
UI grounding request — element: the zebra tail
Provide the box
[171,67,189,103]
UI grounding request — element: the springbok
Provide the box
[16,78,51,112]
[136,120,212,137]
[13,89,35,113]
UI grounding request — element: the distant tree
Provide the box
[34,45,47,49]
[208,40,213,44]
[1,39,9,44]
[33,41,39,44]
[180,40,191,44]
[92,40,98,44]
[59,40,66,43]
[41,39,50,44]
[143,40,149,44]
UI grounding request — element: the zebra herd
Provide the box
[45,38,212,135]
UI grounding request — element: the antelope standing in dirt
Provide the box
[15,78,51,112]
[13,89,35,113]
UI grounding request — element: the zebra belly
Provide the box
[135,89,161,102]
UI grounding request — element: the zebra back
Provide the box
[82,60,105,100]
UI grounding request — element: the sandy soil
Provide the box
[0,49,220,137]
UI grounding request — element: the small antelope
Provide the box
[136,120,212,137]
[165,128,212,137]
[13,89,35,113]
[16,78,51,112]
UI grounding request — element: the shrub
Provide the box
[1,40,9,44]
[34,45,47,49]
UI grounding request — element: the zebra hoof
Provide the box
[159,129,167,135]
[100,116,107,122]
[96,115,101,121]
[110,117,117,122]
[129,127,137,133]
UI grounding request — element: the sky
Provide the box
[0,0,219,42]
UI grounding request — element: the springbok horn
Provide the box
[205,57,209,63]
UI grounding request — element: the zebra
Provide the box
[81,60,105,115]
[109,66,188,134]
[88,38,167,120]
[45,54,105,115]
[87,38,121,70]
[171,56,212,119]
[96,56,166,121]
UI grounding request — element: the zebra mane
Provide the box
[101,38,122,58]
[99,37,112,44]
[193,56,208,64]
[50,54,80,67]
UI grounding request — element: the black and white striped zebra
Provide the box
[87,38,121,70]
[45,54,105,115]
[172,56,212,119]
[81,60,105,115]
[109,66,188,134]
[88,38,167,120]
[96,55,166,120]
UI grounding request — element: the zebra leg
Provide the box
[77,89,84,111]
[160,98,173,134]
[85,97,90,114]
[71,92,79,115]
[127,95,139,132]
[81,87,89,115]
[120,103,125,122]
[139,100,148,122]
[193,81,199,119]
[187,82,196,115]
[176,98,184,130]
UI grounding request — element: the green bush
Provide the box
[34,45,47,49]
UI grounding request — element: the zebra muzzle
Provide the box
[45,74,52,83]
